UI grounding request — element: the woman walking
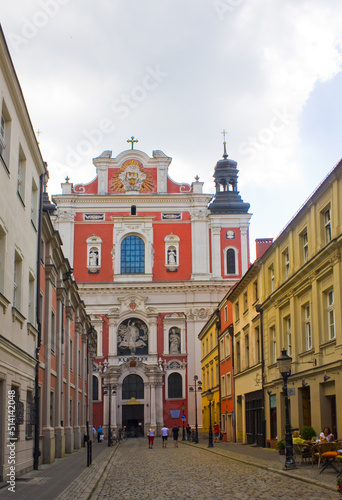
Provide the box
[148,426,155,449]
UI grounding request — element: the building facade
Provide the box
[52,141,251,436]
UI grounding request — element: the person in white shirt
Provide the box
[161,425,169,448]
[319,427,334,442]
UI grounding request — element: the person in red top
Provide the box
[213,422,220,443]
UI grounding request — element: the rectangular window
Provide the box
[302,231,308,263]
[69,398,73,426]
[221,375,226,397]
[245,333,249,369]
[236,340,241,373]
[224,305,228,323]
[270,326,276,364]
[13,250,22,310]
[253,280,258,302]
[269,265,275,292]
[210,366,214,387]
[283,249,290,279]
[0,223,6,293]
[70,339,73,370]
[327,289,335,340]
[243,292,248,313]
[50,391,54,427]
[0,100,11,168]
[220,338,224,359]
[255,326,260,364]
[51,311,56,353]
[31,179,38,229]
[26,390,34,438]
[17,144,26,202]
[235,301,240,321]
[304,304,311,350]
[324,208,332,243]
[28,272,35,324]
[225,334,231,357]
[78,350,81,377]
[284,316,292,357]
[227,372,231,396]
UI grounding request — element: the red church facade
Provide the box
[52,143,251,437]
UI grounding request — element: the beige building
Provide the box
[259,158,342,445]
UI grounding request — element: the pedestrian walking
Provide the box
[97,426,103,443]
[148,426,155,449]
[213,422,220,443]
[161,424,169,448]
[186,424,191,441]
[172,424,180,447]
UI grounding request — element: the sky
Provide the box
[1,0,342,261]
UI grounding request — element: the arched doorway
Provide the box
[121,374,144,437]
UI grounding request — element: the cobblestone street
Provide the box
[90,439,338,500]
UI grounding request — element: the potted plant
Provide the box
[300,425,316,441]
[276,438,285,454]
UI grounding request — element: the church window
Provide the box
[122,374,144,399]
[86,236,102,271]
[121,235,145,274]
[131,205,136,215]
[225,248,237,275]
[168,372,182,399]
[93,375,99,401]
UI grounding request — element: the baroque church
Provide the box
[52,137,251,436]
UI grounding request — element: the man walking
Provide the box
[172,424,180,447]
[161,424,169,448]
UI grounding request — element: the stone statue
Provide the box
[169,328,181,354]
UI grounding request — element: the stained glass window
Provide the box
[121,235,145,274]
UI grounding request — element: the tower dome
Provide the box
[209,137,250,214]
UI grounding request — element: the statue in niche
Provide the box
[169,328,181,354]
[168,248,177,265]
[89,248,99,266]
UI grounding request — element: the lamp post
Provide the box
[207,389,214,448]
[189,375,202,444]
[181,402,186,441]
[103,383,116,447]
[277,349,296,470]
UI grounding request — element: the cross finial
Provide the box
[127,136,139,150]
[195,175,200,181]
[36,129,42,145]
[65,176,70,183]
[221,129,228,159]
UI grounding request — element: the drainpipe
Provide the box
[33,172,45,470]
[256,304,266,447]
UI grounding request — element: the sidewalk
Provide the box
[184,434,339,493]
[0,441,115,500]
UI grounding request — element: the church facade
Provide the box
[52,140,251,437]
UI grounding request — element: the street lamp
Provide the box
[207,389,214,448]
[181,402,186,441]
[103,383,116,447]
[277,349,296,471]
[189,375,202,444]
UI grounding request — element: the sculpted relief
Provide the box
[111,159,154,193]
[117,318,148,355]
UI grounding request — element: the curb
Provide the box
[180,441,337,493]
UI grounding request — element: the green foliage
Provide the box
[276,438,285,450]
[300,425,316,441]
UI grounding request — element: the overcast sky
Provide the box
[2,0,342,261]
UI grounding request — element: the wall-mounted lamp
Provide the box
[302,379,308,388]
[267,390,272,396]
[323,375,330,382]
[62,268,74,282]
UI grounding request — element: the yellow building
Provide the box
[257,159,342,445]
[198,311,220,434]
[227,262,264,444]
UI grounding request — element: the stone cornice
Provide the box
[78,281,230,295]
[52,194,213,206]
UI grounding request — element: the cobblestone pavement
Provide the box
[90,438,339,500]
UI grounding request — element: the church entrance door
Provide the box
[122,404,144,437]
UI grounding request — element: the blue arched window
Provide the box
[121,235,145,274]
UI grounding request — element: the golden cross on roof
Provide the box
[221,129,227,143]
[127,136,138,150]
[36,129,43,145]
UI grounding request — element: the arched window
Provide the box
[122,374,144,400]
[226,248,236,274]
[168,372,182,399]
[121,235,145,274]
[92,375,99,401]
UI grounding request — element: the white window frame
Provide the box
[269,264,275,292]
[224,246,239,276]
[302,231,308,263]
[225,333,231,357]
[304,304,311,350]
[327,289,335,340]
[324,208,332,243]
[270,326,276,364]
[227,372,231,396]
[283,249,290,279]
[285,316,292,357]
